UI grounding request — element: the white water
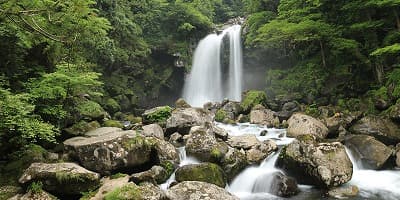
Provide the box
[182,25,243,107]
[160,146,199,190]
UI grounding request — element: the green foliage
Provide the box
[215,109,227,122]
[160,161,175,177]
[371,44,400,57]
[77,100,106,120]
[104,183,141,200]
[240,90,267,112]
[104,98,121,114]
[143,106,172,124]
[386,67,400,99]
[28,182,43,194]
[110,173,128,180]
[103,120,124,128]
[80,189,98,200]
[305,104,320,118]
[64,121,101,136]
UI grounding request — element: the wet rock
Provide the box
[250,105,276,127]
[324,117,341,138]
[386,102,400,122]
[287,113,329,139]
[169,132,183,147]
[175,163,226,187]
[396,143,400,167]
[260,130,268,136]
[220,147,247,181]
[19,163,100,195]
[237,114,250,123]
[246,140,278,164]
[277,135,353,188]
[327,185,359,199]
[350,115,400,145]
[203,102,222,114]
[212,125,228,141]
[150,137,179,166]
[166,108,213,135]
[142,124,164,140]
[166,181,239,200]
[64,130,153,174]
[175,98,191,108]
[345,135,392,169]
[130,165,169,185]
[252,172,299,197]
[185,126,228,162]
[227,134,260,150]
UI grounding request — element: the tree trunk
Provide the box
[394,9,400,31]
[319,40,327,68]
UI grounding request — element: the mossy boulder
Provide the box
[103,120,124,128]
[240,90,267,114]
[77,100,107,120]
[104,98,121,114]
[18,162,100,195]
[166,181,239,200]
[287,113,329,139]
[104,182,167,200]
[215,109,227,122]
[142,106,172,125]
[175,163,226,188]
[130,165,169,184]
[65,121,101,136]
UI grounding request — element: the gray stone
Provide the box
[287,113,329,139]
[130,165,169,184]
[250,105,276,127]
[166,108,213,135]
[142,124,164,140]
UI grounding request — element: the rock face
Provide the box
[185,126,227,162]
[166,108,213,135]
[252,172,299,197]
[277,136,353,188]
[250,105,276,127]
[130,165,169,184]
[345,135,392,169]
[64,130,153,174]
[19,163,100,195]
[166,181,239,200]
[287,113,329,139]
[175,163,226,188]
[350,115,400,145]
[142,124,164,140]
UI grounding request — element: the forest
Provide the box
[0,0,400,199]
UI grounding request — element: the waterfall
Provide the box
[182,25,243,107]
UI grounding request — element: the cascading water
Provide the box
[182,25,243,107]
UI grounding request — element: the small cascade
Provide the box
[182,25,243,107]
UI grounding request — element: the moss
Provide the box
[104,183,141,200]
[143,106,172,124]
[122,135,153,152]
[175,163,226,187]
[28,181,43,194]
[65,121,101,136]
[215,109,227,122]
[240,90,267,113]
[77,100,106,120]
[125,114,142,123]
[104,98,121,114]
[103,120,124,128]
[110,173,128,179]
[55,171,85,183]
[160,161,175,177]
[210,147,223,161]
[305,104,320,118]
[297,134,316,144]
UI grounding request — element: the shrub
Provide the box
[215,109,227,122]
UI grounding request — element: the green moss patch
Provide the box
[104,183,141,200]
[240,90,267,113]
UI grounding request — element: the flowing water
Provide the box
[182,25,243,107]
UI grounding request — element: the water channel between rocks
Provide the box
[160,122,400,200]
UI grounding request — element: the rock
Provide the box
[130,165,169,184]
[277,136,353,188]
[142,124,164,140]
[175,98,191,108]
[203,102,222,114]
[240,90,267,114]
[150,137,179,166]
[220,147,247,181]
[237,114,249,123]
[185,126,228,162]
[103,120,124,128]
[221,101,241,120]
[166,108,213,135]
[64,130,153,174]
[386,102,400,122]
[0,186,22,200]
[324,117,341,138]
[345,135,392,169]
[175,163,226,187]
[227,134,260,150]
[90,175,130,200]
[142,106,173,125]
[64,121,101,136]
[350,115,400,145]
[19,162,100,195]
[212,125,228,141]
[375,98,390,111]
[395,143,400,167]
[327,185,359,199]
[166,181,239,200]
[250,105,276,127]
[246,140,278,164]
[168,132,183,147]
[9,190,57,200]
[104,182,167,200]
[252,172,299,197]
[276,101,300,121]
[287,113,329,139]
[84,127,122,137]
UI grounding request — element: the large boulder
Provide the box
[18,163,100,195]
[185,126,228,162]
[175,163,226,187]
[350,115,400,145]
[250,105,276,127]
[277,135,353,188]
[166,181,239,200]
[104,182,167,200]
[252,172,299,197]
[345,135,392,169]
[240,90,267,114]
[275,101,300,121]
[142,106,172,125]
[0,186,22,200]
[220,147,247,181]
[166,108,213,135]
[175,98,191,108]
[287,113,329,139]
[130,165,169,185]
[64,130,153,174]
[142,124,164,140]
